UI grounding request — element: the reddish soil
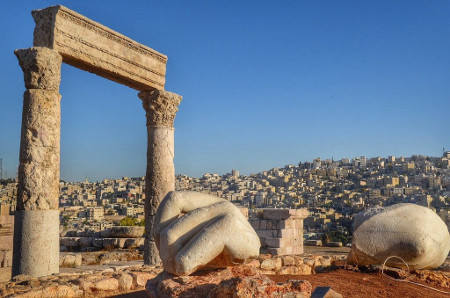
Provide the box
[268,269,450,298]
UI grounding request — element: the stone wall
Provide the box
[249,208,308,255]
[60,226,145,252]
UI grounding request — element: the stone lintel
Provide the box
[262,208,309,220]
[32,5,167,91]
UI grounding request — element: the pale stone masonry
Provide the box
[13,47,62,277]
[32,5,167,91]
[13,6,182,276]
[250,208,308,255]
[139,90,182,265]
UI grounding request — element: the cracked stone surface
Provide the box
[16,48,62,211]
[139,90,182,265]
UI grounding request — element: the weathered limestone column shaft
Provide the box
[139,90,182,265]
[13,47,62,277]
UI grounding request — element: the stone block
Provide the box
[59,253,82,267]
[265,237,281,248]
[118,273,133,291]
[281,255,295,266]
[110,226,144,238]
[327,242,342,247]
[292,245,303,255]
[130,272,157,287]
[277,218,295,229]
[76,230,86,237]
[102,238,127,249]
[60,237,80,247]
[125,237,145,248]
[32,5,167,91]
[305,239,322,246]
[293,256,304,266]
[85,229,96,237]
[311,287,343,298]
[268,247,291,255]
[277,228,294,238]
[249,219,260,230]
[80,247,98,252]
[92,238,103,248]
[266,220,277,230]
[260,257,282,270]
[263,208,308,220]
[279,266,300,274]
[256,229,276,238]
[93,277,119,291]
[100,229,111,238]
[298,263,312,275]
[79,237,94,247]
[259,220,267,230]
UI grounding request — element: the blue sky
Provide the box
[1,1,449,181]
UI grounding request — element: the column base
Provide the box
[12,210,60,277]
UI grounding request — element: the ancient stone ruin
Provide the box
[153,191,261,275]
[349,203,450,269]
[13,5,182,277]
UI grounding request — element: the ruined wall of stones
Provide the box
[249,208,308,255]
[60,227,145,252]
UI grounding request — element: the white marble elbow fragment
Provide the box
[349,203,450,269]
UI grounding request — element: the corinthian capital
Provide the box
[139,90,182,128]
[15,47,62,91]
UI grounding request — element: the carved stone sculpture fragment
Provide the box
[154,191,261,275]
[348,203,450,269]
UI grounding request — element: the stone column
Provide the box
[139,90,182,265]
[12,47,62,277]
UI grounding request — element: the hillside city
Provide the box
[1,152,450,244]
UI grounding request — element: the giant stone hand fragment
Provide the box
[153,191,261,275]
[348,203,450,269]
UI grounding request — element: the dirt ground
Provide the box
[268,269,450,298]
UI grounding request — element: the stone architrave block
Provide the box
[32,5,167,91]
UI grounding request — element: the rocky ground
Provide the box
[0,251,449,297]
